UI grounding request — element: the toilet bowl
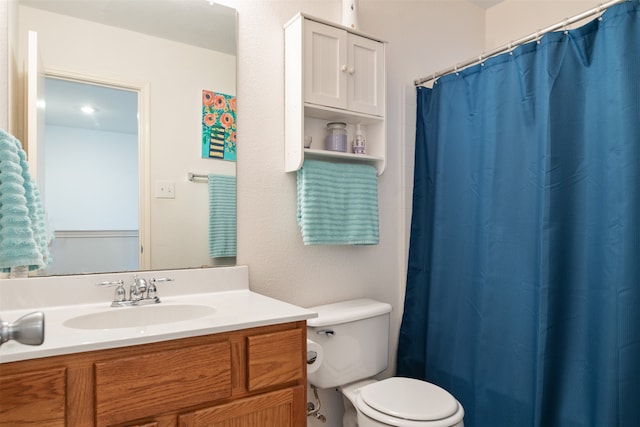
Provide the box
[306,299,464,427]
[343,378,464,427]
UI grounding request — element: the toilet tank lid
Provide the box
[306,298,392,327]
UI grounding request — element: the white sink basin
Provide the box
[63,304,216,330]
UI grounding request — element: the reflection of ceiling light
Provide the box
[81,105,96,114]
[37,99,46,109]
[207,0,215,5]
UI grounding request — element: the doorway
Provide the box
[41,76,145,275]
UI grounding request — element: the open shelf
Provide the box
[302,148,384,175]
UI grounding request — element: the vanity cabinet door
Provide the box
[178,386,303,427]
[246,328,304,391]
[94,341,231,427]
[0,366,66,427]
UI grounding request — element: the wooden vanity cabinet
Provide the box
[0,321,306,427]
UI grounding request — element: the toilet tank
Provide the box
[306,298,392,389]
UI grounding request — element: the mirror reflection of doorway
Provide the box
[43,77,140,275]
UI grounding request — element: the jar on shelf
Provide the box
[324,122,347,152]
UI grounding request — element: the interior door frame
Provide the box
[43,68,151,270]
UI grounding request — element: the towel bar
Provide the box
[187,172,209,182]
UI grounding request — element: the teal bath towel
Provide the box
[0,129,52,273]
[208,174,237,258]
[297,160,379,245]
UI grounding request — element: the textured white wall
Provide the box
[231,1,486,425]
[486,0,610,49]
[235,0,485,322]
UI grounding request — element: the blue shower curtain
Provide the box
[397,2,640,426]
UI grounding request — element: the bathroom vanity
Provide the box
[0,266,315,427]
[1,322,306,426]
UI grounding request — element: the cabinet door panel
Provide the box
[178,388,295,427]
[304,20,347,109]
[0,367,66,427]
[246,328,303,391]
[95,341,231,427]
[348,34,384,116]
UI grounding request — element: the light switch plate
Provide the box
[155,180,175,199]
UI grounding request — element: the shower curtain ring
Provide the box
[563,18,569,35]
[597,3,604,21]
[508,41,514,55]
[479,54,485,66]
[536,30,542,44]
[454,65,459,76]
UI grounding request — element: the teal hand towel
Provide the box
[0,128,52,272]
[297,160,379,245]
[208,174,237,258]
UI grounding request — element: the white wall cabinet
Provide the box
[303,19,384,116]
[285,13,386,175]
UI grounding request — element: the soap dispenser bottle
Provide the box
[353,123,366,154]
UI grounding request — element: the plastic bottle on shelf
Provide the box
[353,123,366,154]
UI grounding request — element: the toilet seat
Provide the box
[355,377,464,427]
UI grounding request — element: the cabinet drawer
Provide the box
[95,341,231,427]
[0,366,66,427]
[246,329,303,391]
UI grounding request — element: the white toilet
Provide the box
[306,298,464,427]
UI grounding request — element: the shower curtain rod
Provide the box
[414,0,627,86]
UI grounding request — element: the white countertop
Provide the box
[1,289,315,363]
[0,266,317,363]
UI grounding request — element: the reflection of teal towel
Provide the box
[0,129,52,272]
[208,174,236,258]
[297,160,379,245]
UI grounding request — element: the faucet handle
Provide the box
[147,277,174,300]
[149,277,174,284]
[96,280,124,287]
[148,277,174,290]
[96,280,126,303]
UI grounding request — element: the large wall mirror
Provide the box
[16,0,237,276]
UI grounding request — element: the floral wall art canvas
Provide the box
[202,90,237,161]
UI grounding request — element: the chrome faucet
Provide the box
[97,276,173,307]
[130,275,148,302]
